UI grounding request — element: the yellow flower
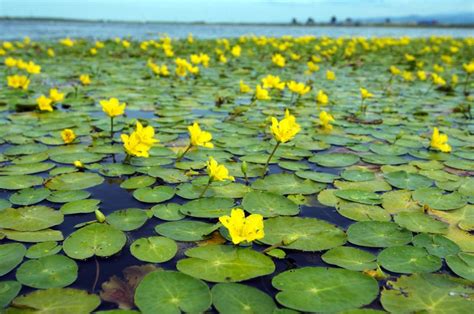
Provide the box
[430,127,451,153]
[37,95,53,112]
[160,64,170,76]
[206,157,235,182]
[463,62,474,74]
[61,129,76,144]
[390,65,401,75]
[60,37,74,47]
[272,53,286,67]
[4,57,17,67]
[90,48,97,55]
[451,74,459,85]
[95,41,105,49]
[417,71,427,81]
[360,87,373,100]
[199,53,210,67]
[122,40,131,48]
[79,74,91,85]
[431,73,446,86]
[219,54,227,64]
[290,53,301,60]
[231,45,241,57]
[326,70,336,81]
[73,160,84,168]
[219,208,264,245]
[316,90,329,105]
[49,89,64,103]
[270,109,301,143]
[306,61,320,73]
[405,53,415,62]
[319,111,335,132]
[287,81,311,96]
[121,132,152,158]
[188,122,214,148]
[7,75,30,90]
[100,98,126,117]
[255,84,271,100]
[16,59,27,70]
[47,48,55,57]
[190,54,201,64]
[135,121,159,146]
[239,80,252,93]
[262,75,285,90]
[402,71,414,82]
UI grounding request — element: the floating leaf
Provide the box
[0,206,63,231]
[347,221,412,247]
[377,246,442,273]
[46,172,104,190]
[0,243,26,276]
[211,283,277,314]
[242,191,299,217]
[130,237,177,263]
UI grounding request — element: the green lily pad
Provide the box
[0,175,43,190]
[322,247,377,271]
[413,187,467,210]
[179,197,234,218]
[0,206,64,231]
[336,201,391,222]
[135,270,211,314]
[347,221,412,247]
[381,273,474,313]
[46,172,104,190]
[8,288,101,313]
[60,199,101,215]
[130,236,177,263]
[0,229,64,243]
[334,189,382,205]
[412,233,460,258]
[272,267,379,312]
[16,254,78,289]
[9,187,51,206]
[384,171,433,190]
[147,167,190,183]
[252,173,325,195]
[25,241,62,259]
[377,246,442,273]
[120,176,156,189]
[177,245,275,282]
[154,221,219,241]
[295,171,339,183]
[211,283,277,314]
[133,186,175,203]
[0,281,21,308]
[0,243,26,276]
[446,252,474,281]
[309,153,360,167]
[394,211,448,234]
[340,169,375,182]
[151,203,185,221]
[47,190,91,203]
[260,217,346,251]
[63,223,127,259]
[242,191,299,217]
[106,208,149,231]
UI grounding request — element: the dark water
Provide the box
[0,19,473,40]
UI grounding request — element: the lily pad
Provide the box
[0,175,43,190]
[413,187,467,210]
[322,247,377,271]
[347,221,412,247]
[242,191,299,217]
[384,171,433,190]
[63,223,127,259]
[179,197,234,218]
[272,267,379,312]
[9,187,51,206]
[130,237,177,263]
[309,153,360,167]
[133,186,175,203]
[177,245,275,282]
[120,176,156,189]
[0,281,21,308]
[334,189,382,205]
[394,211,448,234]
[211,283,277,314]
[16,254,78,288]
[46,172,104,190]
[60,199,100,215]
[154,221,219,242]
[0,243,26,276]
[8,288,101,313]
[260,217,346,251]
[446,252,474,281]
[377,246,442,273]
[135,270,211,314]
[252,173,325,195]
[106,208,149,231]
[0,206,63,231]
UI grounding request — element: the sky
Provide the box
[0,0,473,23]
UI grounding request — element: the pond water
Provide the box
[0,33,473,313]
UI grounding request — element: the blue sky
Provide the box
[1,0,473,22]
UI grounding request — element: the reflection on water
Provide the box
[1,20,473,40]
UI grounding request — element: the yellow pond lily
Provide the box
[271,109,301,143]
[61,129,76,144]
[206,157,235,182]
[219,208,264,245]
[430,127,451,153]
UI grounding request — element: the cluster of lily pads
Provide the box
[0,34,473,313]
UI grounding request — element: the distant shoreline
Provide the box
[1,16,473,29]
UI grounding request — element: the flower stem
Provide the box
[463,73,471,96]
[123,154,131,164]
[199,178,212,198]
[176,143,192,162]
[110,117,114,141]
[262,141,281,178]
